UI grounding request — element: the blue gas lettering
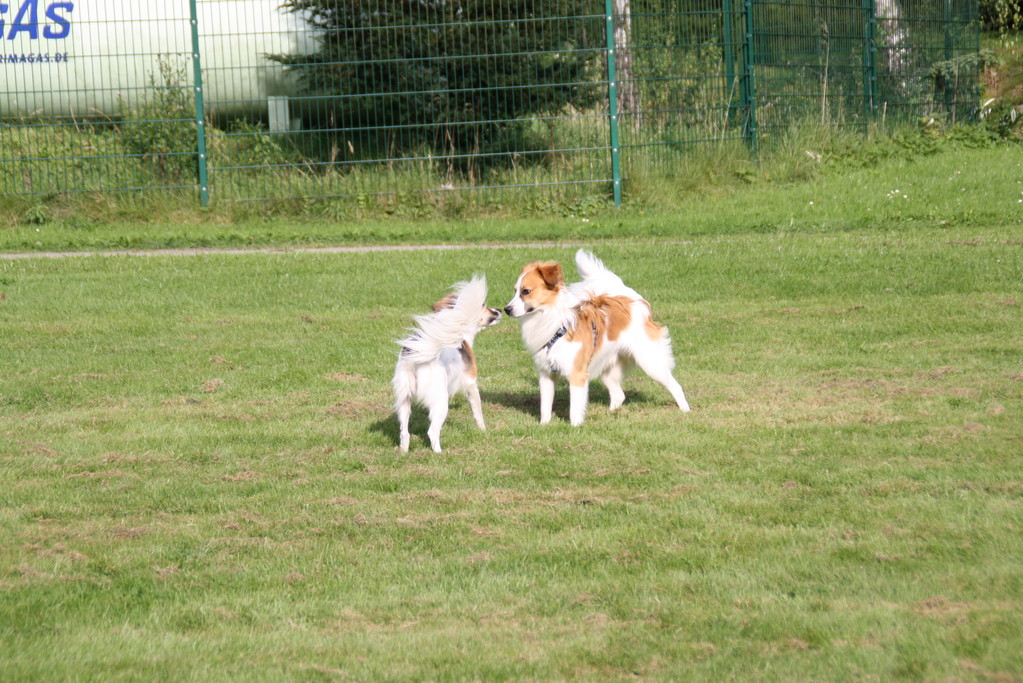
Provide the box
[7,0,39,40]
[43,2,72,39]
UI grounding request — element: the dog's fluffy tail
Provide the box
[572,249,644,301]
[396,275,488,365]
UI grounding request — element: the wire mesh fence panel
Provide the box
[0,2,201,200]
[201,0,613,206]
[615,0,749,181]
[874,0,980,123]
[0,0,980,207]
[749,0,875,131]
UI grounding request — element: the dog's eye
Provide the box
[521,288,531,296]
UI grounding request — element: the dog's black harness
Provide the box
[540,322,599,375]
[541,322,598,353]
[543,326,568,352]
[540,326,566,374]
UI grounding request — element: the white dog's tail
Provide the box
[396,275,488,365]
[572,249,644,301]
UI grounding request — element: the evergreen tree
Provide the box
[275,0,603,158]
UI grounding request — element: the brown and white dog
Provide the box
[504,250,690,426]
[393,276,501,452]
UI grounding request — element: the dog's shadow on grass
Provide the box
[485,390,544,415]
[370,385,666,449]
[487,385,666,422]
[487,383,661,409]
[369,388,540,450]
[368,413,418,450]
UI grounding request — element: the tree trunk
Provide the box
[613,0,640,125]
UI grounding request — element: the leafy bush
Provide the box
[980,0,1022,31]
[117,58,197,184]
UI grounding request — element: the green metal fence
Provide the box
[0,0,980,208]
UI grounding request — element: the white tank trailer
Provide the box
[0,0,318,127]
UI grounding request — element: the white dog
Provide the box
[393,276,501,452]
[504,250,690,426]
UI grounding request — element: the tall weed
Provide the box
[117,58,197,185]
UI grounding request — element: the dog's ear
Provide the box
[432,293,457,312]
[536,261,563,289]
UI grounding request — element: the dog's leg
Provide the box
[465,379,486,431]
[394,366,414,452]
[568,382,593,423]
[634,353,691,413]
[426,399,448,453]
[601,362,626,411]
[396,395,412,452]
[409,378,446,453]
[568,386,593,423]
[539,371,556,424]
[568,366,591,426]
[663,377,691,413]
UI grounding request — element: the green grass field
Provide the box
[2,137,1022,680]
[2,195,1022,680]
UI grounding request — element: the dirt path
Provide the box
[0,243,558,260]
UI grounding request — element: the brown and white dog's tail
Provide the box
[572,249,645,302]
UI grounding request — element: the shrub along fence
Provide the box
[0,0,980,208]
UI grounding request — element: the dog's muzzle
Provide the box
[504,302,529,317]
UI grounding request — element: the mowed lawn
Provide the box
[1,230,1021,680]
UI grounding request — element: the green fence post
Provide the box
[189,0,210,208]
[862,0,877,124]
[605,0,623,207]
[741,0,758,156]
